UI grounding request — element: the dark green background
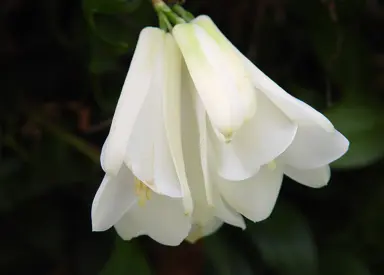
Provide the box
[1,0,383,274]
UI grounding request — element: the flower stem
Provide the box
[158,11,173,31]
[172,4,194,22]
[152,0,185,25]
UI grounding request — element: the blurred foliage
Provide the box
[1,0,384,274]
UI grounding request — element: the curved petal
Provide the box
[125,35,183,199]
[279,125,349,169]
[243,58,334,132]
[284,165,330,188]
[210,91,297,180]
[173,23,255,140]
[114,193,191,246]
[180,64,214,222]
[186,217,224,243]
[213,195,246,229]
[193,15,334,133]
[100,135,109,172]
[162,33,192,212]
[91,166,137,231]
[216,165,284,222]
[101,28,165,175]
[124,84,157,186]
[180,70,244,230]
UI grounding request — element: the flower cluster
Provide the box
[91,3,349,246]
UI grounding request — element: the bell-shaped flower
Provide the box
[173,16,298,180]
[92,28,194,245]
[185,16,349,222]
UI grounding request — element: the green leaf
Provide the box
[84,0,154,73]
[83,0,143,52]
[100,238,151,275]
[325,104,384,168]
[248,202,318,275]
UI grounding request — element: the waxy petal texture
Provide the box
[101,28,165,176]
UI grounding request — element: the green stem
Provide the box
[152,0,185,25]
[158,11,173,31]
[172,4,194,22]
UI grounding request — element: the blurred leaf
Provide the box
[248,202,318,275]
[83,0,142,15]
[84,0,154,73]
[203,233,253,275]
[89,35,125,74]
[325,104,384,168]
[82,0,143,64]
[100,238,151,275]
[320,251,372,275]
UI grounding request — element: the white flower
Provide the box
[181,16,349,222]
[173,16,298,180]
[92,27,194,245]
[172,16,258,142]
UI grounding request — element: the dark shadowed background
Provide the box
[1,0,384,274]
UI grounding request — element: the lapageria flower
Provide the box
[91,26,244,245]
[173,15,349,182]
[176,15,349,222]
[92,27,193,245]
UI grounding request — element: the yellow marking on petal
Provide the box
[268,160,277,171]
[134,177,151,207]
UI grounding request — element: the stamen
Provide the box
[134,177,151,207]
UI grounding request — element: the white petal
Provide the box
[125,34,182,199]
[180,63,213,220]
[279,125,349,169]
[193,15,334,132]
[284,165,330,188]
[124,82,157,186]
[195,96,214,206]
[213,195,246,229]
[91,166,137,231]
[114,194,191,246]
[173,23,255,139]
[180,67,245,230]
[192,15,257,122]
[100,135,108,172]
[102,28,165,176]
[216,165,284,222]
[234,47,335,132]
[209,91,297,180]
[162,33,193,212]
[186,217,224,243]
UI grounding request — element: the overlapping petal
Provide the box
[91,165,137,232]
[101,28,165,176]
[284,165,330,188]
[114,190,191,246]
[173,21,256,141]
